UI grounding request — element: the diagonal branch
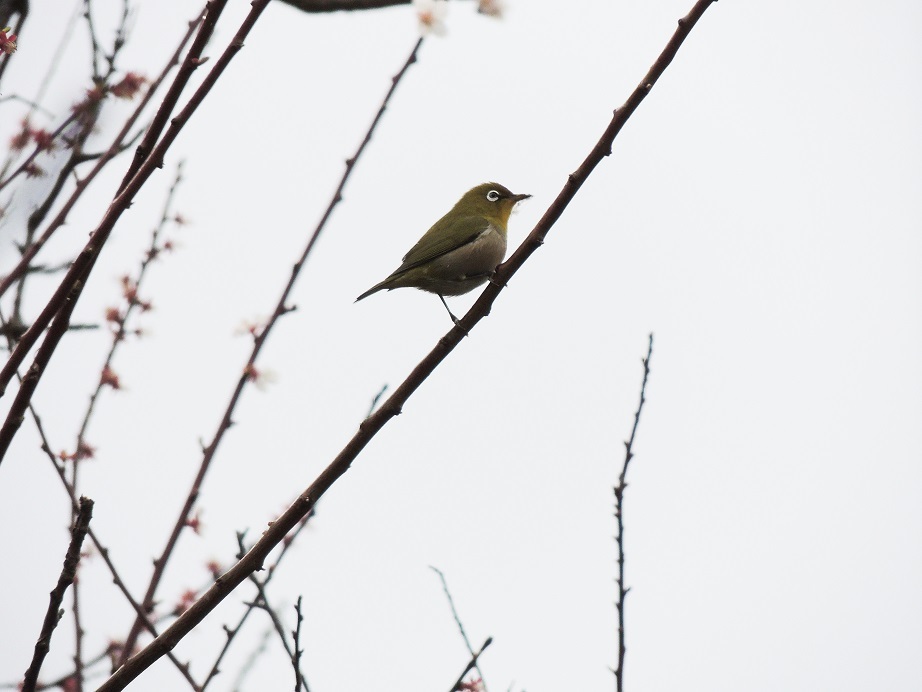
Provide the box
[0,6,203,302]
[430,566,489,692]
[0,110,81,193]
[21,497,94,692]
[72,161,185,493]
[0,0,225,394]
[33,420,202,689]
[244,579,310,692]
[0,319,198,688]
[95,3,717,689]
[117,35,425,663]
[0,0,261,468]
[199,508,315,691]
[448,637,492,692]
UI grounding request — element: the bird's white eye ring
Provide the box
[486,190,501,202]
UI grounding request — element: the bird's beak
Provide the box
[511,193,532,203]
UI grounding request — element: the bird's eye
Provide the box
[486,190,501,202]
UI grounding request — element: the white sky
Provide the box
[1,1,920,691]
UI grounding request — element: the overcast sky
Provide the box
[1,1,920,691]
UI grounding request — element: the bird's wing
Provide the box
[394,215,490,273]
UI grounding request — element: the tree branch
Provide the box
[430,566,489,692]
[0,6,202,301]
[612,333,654,692]
[21,497,94,692]
[0,0,257,468]
[448,637,492,692]
[199,509,315,691]
[117,34,424,662]
[94,3,716,689]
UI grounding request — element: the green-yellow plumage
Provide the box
[356,183,531,313]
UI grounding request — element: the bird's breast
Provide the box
[450,224,507,275]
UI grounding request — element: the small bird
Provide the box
[356,182,531,324]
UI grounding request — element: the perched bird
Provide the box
[356,182,531,324]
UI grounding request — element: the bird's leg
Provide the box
[438,294,467,334]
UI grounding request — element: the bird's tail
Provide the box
[355,280,389,303]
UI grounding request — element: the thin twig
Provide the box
[0,0,236,466]
[71,161,185,497]
[367,383,388,417]
[0,110,81,192]
[83,0,102,79]
[430,566,489,692]
[0,94,55,115]
[95,4,717,688]
[448,637,492,692]
[236,534,310,692]
[0,7,203,300]
[292,597,305,692]
[30,1,80,117]
[21,497,94,692]
[69,162,184,691]
[0,1,78,182]
[0,646,111,691]
[47,463,201,688]
[118,34,424,662]
[0,305,199,689]
[199,509,315,691]
[612,333,654,692]
[0,0,128,200]
[229,627,272,692]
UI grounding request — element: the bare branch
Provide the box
[612,333,654,692]
[448,637,492,692]
[366,383,389,417]
[292,597,305,692]
[229,627,272,690]
[0,110,81,192]
[72,161,185,489]
[199,509,315,691]
[430,566,489,692]
[0,0,244,465]
[7,371,203,690]
[21,497,93,692]
[95,3,716,688]
[118,34,424,662]
[236,534,310,691]
[0,7,202,300]
[62,162,186,690]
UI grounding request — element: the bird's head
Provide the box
[452,182,531,228]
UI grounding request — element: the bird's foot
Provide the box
[450,314,469,336]
[488,271,508,289]
[439,295,469,336]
